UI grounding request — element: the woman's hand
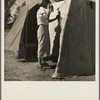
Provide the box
[49,5,54,12]
[56,11,60,21]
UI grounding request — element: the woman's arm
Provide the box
[49,11,60,23]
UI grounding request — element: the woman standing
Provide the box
[37,0,52,70]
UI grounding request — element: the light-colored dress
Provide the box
[37,7,50,58]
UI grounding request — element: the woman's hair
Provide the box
[40,0,51,8]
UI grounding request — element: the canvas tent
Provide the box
[5,1,64,58]
[56,0,95,76]
[5,0,41,58]
[5,0,95,76]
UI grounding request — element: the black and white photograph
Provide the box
[4,0,96,81]
[2,0,99,100]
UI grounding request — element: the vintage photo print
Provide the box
[1,0,99,100]
[4,0,96,81]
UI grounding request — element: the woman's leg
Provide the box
[39,57,46,65]
[38,57,46,71]
[42,57,50,66]
[38,57,42,66]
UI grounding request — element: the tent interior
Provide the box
[18,4,40,60]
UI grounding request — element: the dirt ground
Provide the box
[4,50,95,81]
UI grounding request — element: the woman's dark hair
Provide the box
[40,0,51,8]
